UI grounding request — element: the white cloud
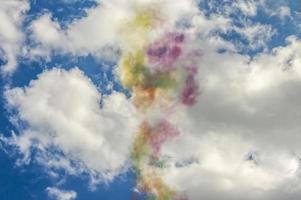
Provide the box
[28,0,199,59]
[235,23,276,50]
[233,0,264,16]
[196,0,279,51]
[275,6,291,20]
[3,67,138,183]
[158,36,301,200]
[192,12,231,37]
[27,0,281,57]
[30,14,63,47]
[46,187,77,200]
[207,0,265,17]
[0,0,29,74]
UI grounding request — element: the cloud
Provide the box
[0,0,29,74]
[46,187,77,200]
[270,6,291,20]
[28,0,199,59]
[196,0,279,51]
[234,23,276,50]
[158,36,301,199]
[3,67,137,183]
[27,0,281,58]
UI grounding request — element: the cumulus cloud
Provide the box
[0,0,29,74]
[46,187,77,200]
[3,67,137,183]
[28,0,199,58]
[158,36,301,199]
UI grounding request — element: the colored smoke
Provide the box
[117,3,201,200]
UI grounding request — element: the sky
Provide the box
[1,0,301,200]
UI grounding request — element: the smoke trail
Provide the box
[117,3,200,200]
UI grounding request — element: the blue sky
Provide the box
[1,0,301,200]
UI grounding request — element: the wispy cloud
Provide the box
[46,187,77,200]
